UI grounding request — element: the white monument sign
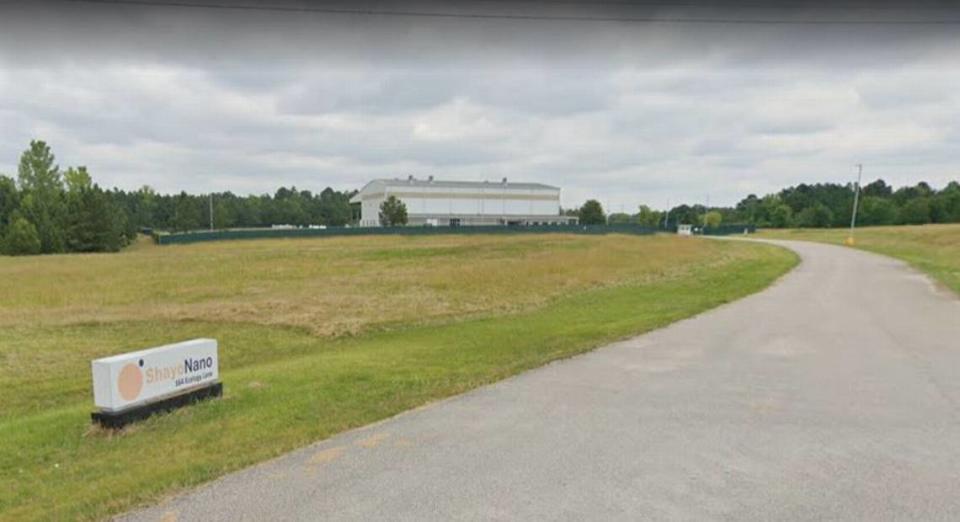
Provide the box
[91,338,219,412]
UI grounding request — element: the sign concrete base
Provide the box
[91,382,223,429]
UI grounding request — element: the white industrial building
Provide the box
[350,176,576,227]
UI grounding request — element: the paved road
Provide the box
[123,240,960,521]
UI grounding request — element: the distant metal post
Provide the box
[701,194,710,234]
[846,164,862,245]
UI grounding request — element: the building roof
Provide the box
[369,178,559,191]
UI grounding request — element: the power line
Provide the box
[52,0,960,25]
[459,0,960,12]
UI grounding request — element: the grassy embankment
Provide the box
[758,223,960,294]
[0,233,796,520]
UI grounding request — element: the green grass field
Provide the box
[0,233,797,520]
[757,224,960,294]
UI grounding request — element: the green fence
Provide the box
[660,224,756,236]
[153,224,662,245]
[702,224,757,236]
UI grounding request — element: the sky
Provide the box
[1,0,959,210]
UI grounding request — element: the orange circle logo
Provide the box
[118,362,144,401]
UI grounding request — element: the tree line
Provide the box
[0,141,130,255]
[3,139,959,256]
[573,179,960,229]
[728,179,960,228]
[0,141,355,255]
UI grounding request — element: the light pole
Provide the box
[846,164,863,246]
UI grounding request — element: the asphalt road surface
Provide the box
[122,240,960,521]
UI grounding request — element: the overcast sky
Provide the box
[1,0,959,209]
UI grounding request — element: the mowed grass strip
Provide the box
[757,223,960,294]
[0,235,796,520]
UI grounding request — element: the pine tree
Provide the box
[17,140,66,253]
[1,214,41,255]
[0,175,18,237]
[579,200,605,225]
[379,196,408,226]
[65,184,126,252]
[172,192,203,232]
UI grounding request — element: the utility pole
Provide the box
[209,193,214,231]
[846,164,863,246]
[663,199,670,230]
[701,194,710,234]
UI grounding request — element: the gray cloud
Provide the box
[1,0,959,209]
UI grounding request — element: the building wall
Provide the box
[361,197,381,227]
[405,214,574,226]
[357,183,564,227]
[396,195,559,217]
